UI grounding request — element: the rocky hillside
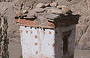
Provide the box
[0,0,90,57]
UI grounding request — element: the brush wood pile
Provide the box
[15,2,72,27]
[0,14,8,58]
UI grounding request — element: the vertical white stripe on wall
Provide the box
[41,29,55,58]
[20,26,55,58]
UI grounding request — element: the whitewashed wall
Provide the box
[20,26,55,58]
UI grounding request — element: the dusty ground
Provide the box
[74,50,90,58]
[9,38,22,58]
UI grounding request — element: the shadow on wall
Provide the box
[54,14,80,58]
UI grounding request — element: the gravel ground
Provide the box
[74,49,90,58]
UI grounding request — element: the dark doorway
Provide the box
[62,30,72,58]
[63,35,68,55]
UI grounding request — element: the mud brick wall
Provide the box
[15,2,79,58]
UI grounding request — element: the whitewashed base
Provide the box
[20,26,55,58]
